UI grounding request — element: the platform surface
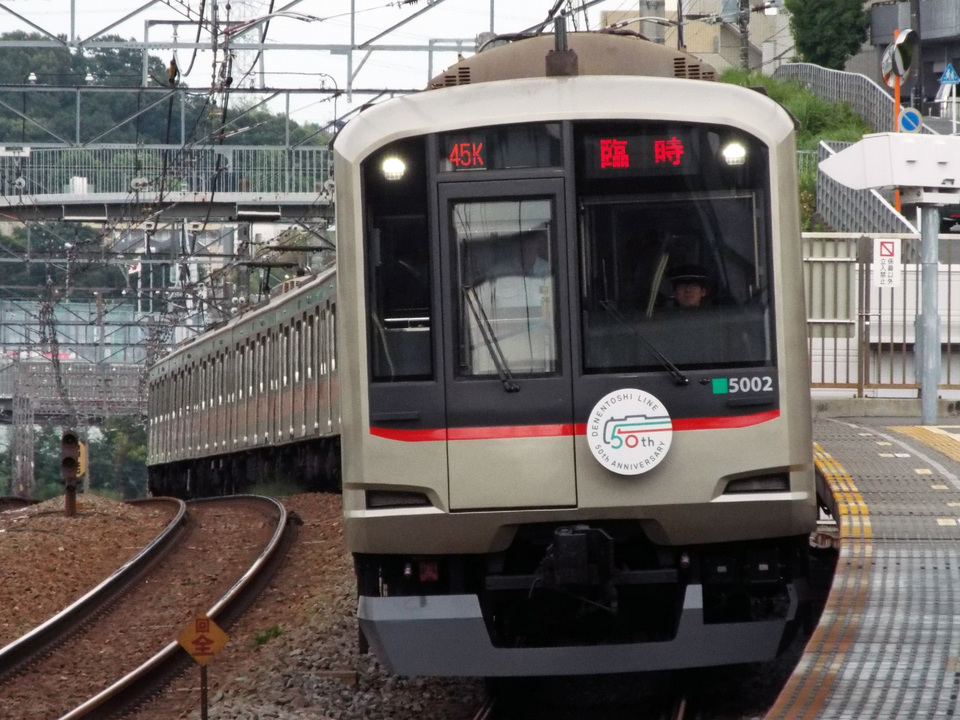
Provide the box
[767,416,960,720]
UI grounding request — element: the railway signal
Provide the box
[60,430,80,517]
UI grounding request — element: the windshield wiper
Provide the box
[464,286,520,393]
[599,301,689,386]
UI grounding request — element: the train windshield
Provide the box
[453,197,558,377]
[577,123,773,373]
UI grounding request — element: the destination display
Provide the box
[582,130,699,179]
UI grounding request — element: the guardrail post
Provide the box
[857,235,871,397]
[919,206,942,424]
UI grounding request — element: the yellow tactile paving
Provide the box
[765,445,871,720]
[891,425,960,463]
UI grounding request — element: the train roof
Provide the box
[148,265,336,374]
[426,31,716,89]
[335,75,795,166]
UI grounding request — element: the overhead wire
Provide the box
[3,0,515,387]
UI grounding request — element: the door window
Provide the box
[451,198,558,377]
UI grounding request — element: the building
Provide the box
[602,0,794,75]
[865,0,960,109]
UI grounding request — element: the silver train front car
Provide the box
[335,33,815,677]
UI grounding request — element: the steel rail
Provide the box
[59,494,296,720]
[0,497,187,682]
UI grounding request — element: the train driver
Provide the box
[668,265,710,308]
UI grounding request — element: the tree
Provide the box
[87,417,148,499]
[0,32,330,147]
[0,223,127,300]
[784,0,870,71]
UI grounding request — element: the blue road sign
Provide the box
[898,107,923,133]
[942,64,960,86]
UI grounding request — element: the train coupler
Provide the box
[530,525,619,612]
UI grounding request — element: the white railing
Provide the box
[773,63,895,134]
[805,232,960,394]
[0,145,331,197]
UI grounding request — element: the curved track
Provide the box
[0,497,187,682]
[0,496,294,720]
[59,495,295,720]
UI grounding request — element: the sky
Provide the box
[1,1,668,126]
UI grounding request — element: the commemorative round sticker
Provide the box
[587,389,673,475]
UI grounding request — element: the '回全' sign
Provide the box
[178,613,229,666]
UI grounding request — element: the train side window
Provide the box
[238,346,245,401]
[317,311,326,377]
[291,322,298,385]
[228,352,233,404]
[253,340,259,396]
[363,136,432,382]
[318,309,324,374]
[297,318,304,383]
[262,331,270,395]
[257,337,265,395]
[330,303,337,374]
[305,316,313,381]
[249,340,256,397]
[216,355,223,407]
[190,365,197,415]
[250,343,255,397]
[291,324,297,386]
[282,327,290,388]
[200,361,207,411]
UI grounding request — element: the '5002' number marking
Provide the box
[729,376,774,393]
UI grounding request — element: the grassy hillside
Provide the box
[720,69,871,229]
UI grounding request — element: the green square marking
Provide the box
[712,378,729,394]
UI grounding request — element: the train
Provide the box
[148,29,816,677]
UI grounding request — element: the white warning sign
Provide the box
[873,237,901,288]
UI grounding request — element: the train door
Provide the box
[438,179,576,510]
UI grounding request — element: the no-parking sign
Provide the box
[898,107,923,134]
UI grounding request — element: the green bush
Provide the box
[720,69,869,229]
[252,625,283,647]
[720,69,870,151]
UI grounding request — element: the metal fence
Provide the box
[815,141,916,234]
[0,145,332,197]
[805,232,960,395]
[0,360,143,417]
[773,63,896,134]
[0,299,204,365]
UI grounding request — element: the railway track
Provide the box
[0,495,295,720]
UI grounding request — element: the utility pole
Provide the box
[738,0,750,70]
[676,0,685,51]
[909,0,923,105]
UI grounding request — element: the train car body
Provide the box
[335,32,815,676]
[147,267,340,497]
